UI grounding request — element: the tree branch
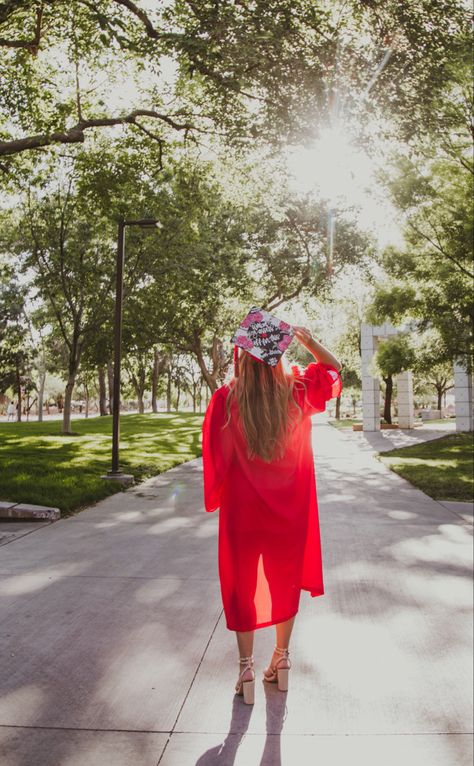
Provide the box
[263,216,314,311]
[110,0,160,39]
[191,328,217,392]
[57,178,79,319]
[407,219,473,279]
[0,109,195,157]
[131,121,164,169]
[265,278,310,312]
[0,2,43,53]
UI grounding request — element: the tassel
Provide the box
[234,345,240,377]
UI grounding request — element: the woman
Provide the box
[201,325,343,704]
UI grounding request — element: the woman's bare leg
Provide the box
[264,615,295,676]
[276,614,295,649]
[236,630,255,681]
[236,629,254,657]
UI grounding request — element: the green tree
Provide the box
[29,308,57,422]
[11,183,116,433]
[369,157,473,361]
[0,0,468,167]
[369,333,416,424]
[369,24,473,364]
[249,189,374,310]
[79,327,114,416]
[0,279,34,419]
[411,329,454,411]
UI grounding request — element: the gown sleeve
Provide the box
[201,387,234,512]
[296,361,343,416]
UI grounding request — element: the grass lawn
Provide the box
[378,433,473,502]
[414,417,456,425]
[328,418,360,429]
[0,412,204,516]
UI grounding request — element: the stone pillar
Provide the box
[361,323,380,431]
[454,359,473,432]
[396,370,415,428]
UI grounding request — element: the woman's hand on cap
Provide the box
[293,326,313,345]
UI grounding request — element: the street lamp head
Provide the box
[137,218,161,229]
[122,217,162,229]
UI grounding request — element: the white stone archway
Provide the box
[361,322,413,431]
[361,322,473,432]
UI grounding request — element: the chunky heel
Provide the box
[277,667,289,691]
[235,654,255,704]
[243,679,255,704]
[263,645,291,691]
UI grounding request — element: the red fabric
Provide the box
[201,361,342,631]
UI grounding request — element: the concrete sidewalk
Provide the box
[0,418,472,766]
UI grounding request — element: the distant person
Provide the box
[202,307,343,705]
[7,401,15,422]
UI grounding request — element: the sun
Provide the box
[286,125,372,207]
[284,122,405,249]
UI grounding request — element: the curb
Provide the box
[0,501,60,521]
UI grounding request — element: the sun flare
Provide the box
[286,125,371,206]
[285,124,403,247]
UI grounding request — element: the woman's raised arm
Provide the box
[293,327,343,372]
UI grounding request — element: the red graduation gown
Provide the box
[201,362,342,631]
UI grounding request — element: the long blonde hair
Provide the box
[225,350,303,462]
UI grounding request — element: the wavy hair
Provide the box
[224,349,304,462]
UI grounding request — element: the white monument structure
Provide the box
[453,359,474,432]
[361,322,473,432]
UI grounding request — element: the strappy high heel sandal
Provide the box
[235,654,255,705]
[262,645,291,691]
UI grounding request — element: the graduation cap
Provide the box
[231,306,294,375]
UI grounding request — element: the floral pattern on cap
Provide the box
[231,306,295,367]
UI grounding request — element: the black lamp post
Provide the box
[102,217,160,484]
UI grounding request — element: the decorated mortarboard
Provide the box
[231,306,294,371]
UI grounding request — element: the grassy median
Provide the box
[378,432,473,502]
[0,413,204,515]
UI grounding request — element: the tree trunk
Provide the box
[152,348,160,413]
[129,373,145,415]
[107,360,114,414]
[335,396,341,420]
[175,385,181,412]
[192,381,197,412]
[85,382,89,418]
[16,358,21,422]
[98,365,107,415]
[63,335,82,433]
[166,370,172,413]
[436,386,443,411]
[192,333,218,393]
[383,375,393,424]
[63,372,76,434]
[37,369,46,422]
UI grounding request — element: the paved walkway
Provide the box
[341,420,457,453]
[0,417,472,766]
